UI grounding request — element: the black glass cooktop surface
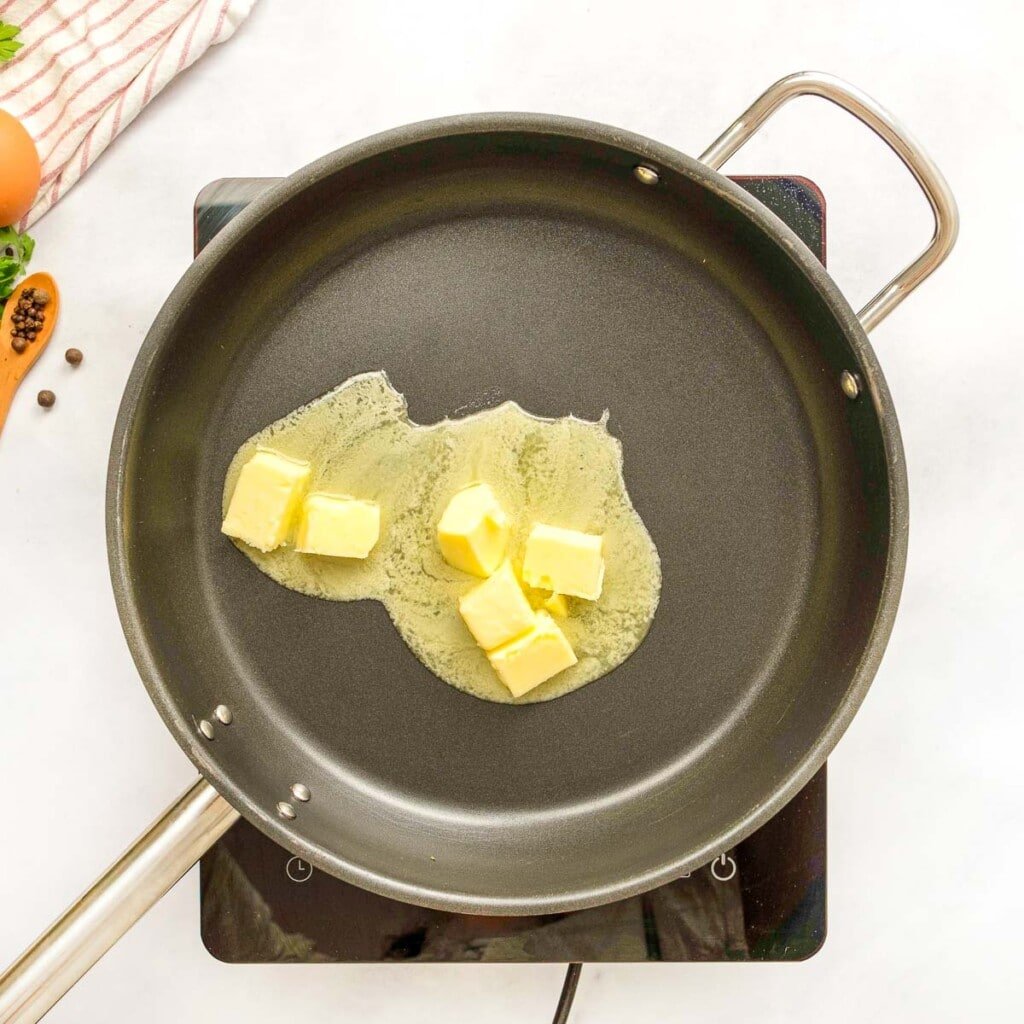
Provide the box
[196,174,828,965]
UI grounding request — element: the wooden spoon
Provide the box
[0,272,60,436]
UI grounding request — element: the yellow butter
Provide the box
[487,612,578,698]
[296,494,380,559]
[543,593,569,618]
[221,449,310,553]
[522,523,605,600]
[458,562,535,651]
[437,482,509,577]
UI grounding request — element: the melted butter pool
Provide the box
[223,372,661,703]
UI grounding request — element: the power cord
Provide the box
[551,963,582,1024]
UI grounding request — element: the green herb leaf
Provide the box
[0,227,36,301]
[0,21,22,62]
[0,259,19,293]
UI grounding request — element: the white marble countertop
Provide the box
[1,1,1019,1020]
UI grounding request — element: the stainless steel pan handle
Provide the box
[0,779,238,1024]
[700,71,959,333]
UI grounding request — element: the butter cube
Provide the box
[522,524,605,600]
[296,493,380,558]
[221,449,311,552]
[543,593,569,618]
[458,562,535,651]
[487,612,578,698]
[437,483,509,577]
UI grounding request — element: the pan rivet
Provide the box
[633,164,660,186]
[840,370,862,400]
[198,719,215,740]
[214,705,233,725]
[276,801,297,820]
[291,784,311,803]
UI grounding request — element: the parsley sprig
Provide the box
[0,22,22,63]
[0,228,35,302]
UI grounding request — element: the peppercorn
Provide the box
[65,348,83,366]
[37,390,55,408]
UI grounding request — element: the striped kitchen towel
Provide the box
[0,0,257,229]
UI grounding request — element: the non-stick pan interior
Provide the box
[112,119,899,911]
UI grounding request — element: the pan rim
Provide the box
[107,111,907,914]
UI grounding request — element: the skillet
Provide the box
[0,72,957,1024]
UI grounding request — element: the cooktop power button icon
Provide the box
[710,853,737,882]
[286,857,313,883]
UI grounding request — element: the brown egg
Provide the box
[0,110,41,226]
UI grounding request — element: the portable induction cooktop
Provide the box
[196,174,828,965]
